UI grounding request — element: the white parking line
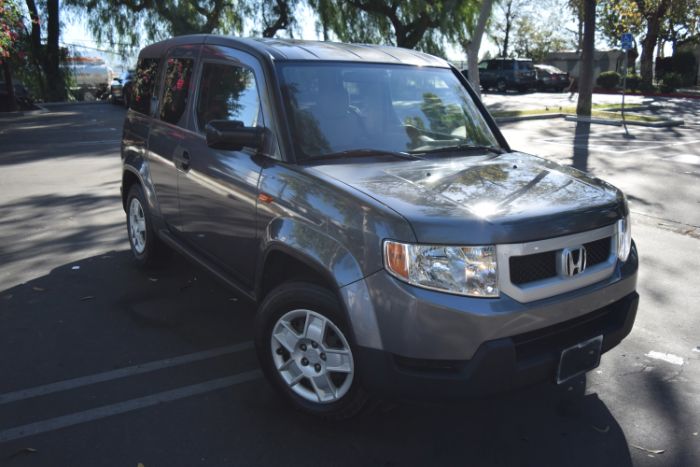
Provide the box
[0,370,262,443]
[645,351,684,366]
[538,136,700,155]
[0,342,253,405]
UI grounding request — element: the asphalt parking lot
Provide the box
[1,100,699,466]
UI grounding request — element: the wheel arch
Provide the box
[255,219,384,351]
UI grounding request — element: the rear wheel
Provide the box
[125,184,165,267]
[255,282,368,420]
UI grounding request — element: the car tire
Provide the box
[125,183,165,267]
[255,281,369,420]
[496,78,507,93]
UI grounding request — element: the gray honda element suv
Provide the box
[121,36,638,419]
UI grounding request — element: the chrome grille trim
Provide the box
[497,224,617,303]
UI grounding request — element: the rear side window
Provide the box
[130,58,159,115]
[486,61,501,71]
[160,58,195,126]
[196,63,261,131]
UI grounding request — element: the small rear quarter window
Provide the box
[130,58,160,115]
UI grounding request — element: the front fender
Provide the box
[262,217,368,287]
[260,217,384,350]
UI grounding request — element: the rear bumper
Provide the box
[357,291,638,399]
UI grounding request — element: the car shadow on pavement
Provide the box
[0,251,633,466]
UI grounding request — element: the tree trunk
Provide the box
[640,17,661,87]
[465,0,494,99]
[45,0,65,101]
[576,0,595,117]
[25,0,47,99]
[2,60,17,111]
[503,0,513,58]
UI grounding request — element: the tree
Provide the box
[259,0,299,38]
[577,0,595,116]
[310,0,477,55]
[461,0,494,98]
[597,0,699,88]
[1,0,23,110]
[511,16,569,61]
[490,0,522,57]
[64,0,246,53]
[18,0,67,101]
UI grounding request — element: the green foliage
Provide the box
[510,14,570,61]
[671,50,697,86]
[309,0,479,55]
[659,72,682,92]
[624,73,641,91]
[639,81,657,93]
[596,70,620,89]
[64,0,247,55]
[0,0,23,60]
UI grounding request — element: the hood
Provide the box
[310,152,625,244]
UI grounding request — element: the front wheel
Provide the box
[255,282,368,420]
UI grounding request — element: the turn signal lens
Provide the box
[385,241,409,279]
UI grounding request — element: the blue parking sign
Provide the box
[621,33,633,51]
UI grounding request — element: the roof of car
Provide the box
[138,35,450,68]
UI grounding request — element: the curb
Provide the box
[494,113,565,123]
[592,88,700,99]
[564,115,684,128]
[40,100,108,107]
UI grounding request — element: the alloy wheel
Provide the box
[270,309,354,404]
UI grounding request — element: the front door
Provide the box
[177,45,269,288]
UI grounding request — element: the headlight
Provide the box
[383,241,498,297]
[617,215,632,262]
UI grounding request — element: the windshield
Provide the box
[278,62,499,160]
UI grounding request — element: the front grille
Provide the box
[584,237,612,266]
[510,251,557,285]
[509,236,613,286]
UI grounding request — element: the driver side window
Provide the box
[196,63,262,132]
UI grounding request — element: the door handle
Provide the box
[176,150,191,172]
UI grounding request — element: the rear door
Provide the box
[177,45,269,288]
[123,56,160,170]
[147,45,200,231]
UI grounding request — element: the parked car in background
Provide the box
[121,36,638,420]
[479,58,537,92]
[534,64,569,92]
[110,70,135,106]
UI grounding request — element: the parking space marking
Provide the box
[0,342,253,405]
[0,370,262,443]
[537,136,700,155]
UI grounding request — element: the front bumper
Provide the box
[358,291,638,399]
[344,242,638,399]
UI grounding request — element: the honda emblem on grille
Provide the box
[560,246,587,277]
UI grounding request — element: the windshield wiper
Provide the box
[410,144,505,156]
[305,148,422,162]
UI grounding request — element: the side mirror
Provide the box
[205,120,266,152]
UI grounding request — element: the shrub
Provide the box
[640,81,658,93]
[671,50,697,86]
[596,71,621,89]
[624,73,641,92]
[659,72,682,93]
